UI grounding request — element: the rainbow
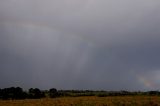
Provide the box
[1,19,95,48]
[136,75,155,89]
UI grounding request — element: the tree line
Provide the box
[0,87,160,100]
[0,87,58,100]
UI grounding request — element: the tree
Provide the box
[0,87,26,100]
[49,88,58,98]
[28,88,45,99]
[14,87,27,99]
[0,89,2,99]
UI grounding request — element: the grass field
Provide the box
[0,96,160,106]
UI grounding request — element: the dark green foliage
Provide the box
[148,91,160,95]
[49,88,58,98]
[0,87,26,100]
[28,88,45,99]
[0,87,160,100]
[58,90,95,97]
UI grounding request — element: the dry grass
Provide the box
[0,96,160,106]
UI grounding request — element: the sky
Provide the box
[0,0,160,91]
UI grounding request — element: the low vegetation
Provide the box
[0,96,160,106]
[0,87,160,100]
[1,87,160,106]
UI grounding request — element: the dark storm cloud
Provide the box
[0,0,160,90]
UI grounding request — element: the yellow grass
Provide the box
[0,96,160,106]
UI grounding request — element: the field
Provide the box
[0,96,160,106]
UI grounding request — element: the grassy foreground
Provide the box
[0,96,160,106]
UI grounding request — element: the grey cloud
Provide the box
[0,0,160,90]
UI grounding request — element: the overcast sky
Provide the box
[0,0,160,91]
